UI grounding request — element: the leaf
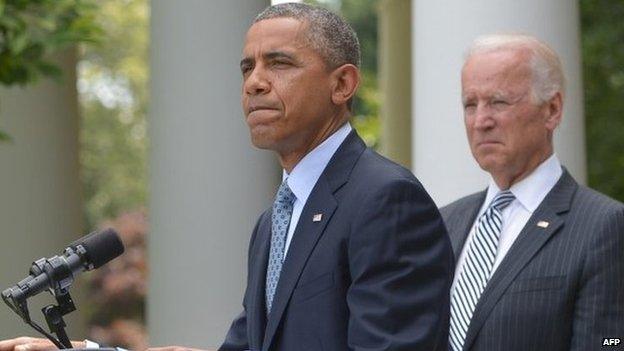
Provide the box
[8,31,29,54]
[36,59,62,79]
[0,129,13,142]
[0,0,101,88]
[21,42,44,60]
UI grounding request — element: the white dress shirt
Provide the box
[282,122,352,255]
[451,154,563,290]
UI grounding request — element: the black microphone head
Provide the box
[78,228,125,269]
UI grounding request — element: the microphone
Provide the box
[1,228,125,349]
[2,228,125,307]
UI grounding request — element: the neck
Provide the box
[492,148,553,190]
[279,115,348,173]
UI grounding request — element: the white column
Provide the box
[148,0,275,348]
[0,50,84,338]
[379,0,412,168]
[411,0,585,206]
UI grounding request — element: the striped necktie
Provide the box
[449,190,515,351]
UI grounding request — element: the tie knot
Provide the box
[489,190,515,211]
[275,180,296,205]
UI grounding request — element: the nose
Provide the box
[244,65,270,96]
[472,103,495,130]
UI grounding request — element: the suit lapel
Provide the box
[462,171,577,350]
[248,212,271,349]
[450,192,486,259]
[261,131,366,351]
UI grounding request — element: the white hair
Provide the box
[465,34,566,103]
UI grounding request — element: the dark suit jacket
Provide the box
[219,131,454,351]
[440,170,624,351]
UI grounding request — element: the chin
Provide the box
[250,136,273,150]
[476,155,505,174]
[247,125,272,147]
[251,131,286,152]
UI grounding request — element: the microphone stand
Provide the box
[41,291,76,348]
[2,286,74,349]
[3,289,118,351]
[2,229,125,350]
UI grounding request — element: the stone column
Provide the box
[148,0,275,347]
[379,0,412,168]
[0,50,84,338]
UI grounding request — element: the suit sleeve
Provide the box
[347,178,454,351]
[219,213,266,351]
[570,206,624,350]
[219,309,249,351]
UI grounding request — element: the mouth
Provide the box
[246,106,280,126]
[247,104,279,114]
[477,140,502,147]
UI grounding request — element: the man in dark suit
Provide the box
[0,3,452,351]
[442,33,624,351]
[220,3,452,351]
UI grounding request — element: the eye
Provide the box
[463,102,477,112]
[240,64,253,76]
[270,60,292,68]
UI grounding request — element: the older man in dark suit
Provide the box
[442,33,624,351]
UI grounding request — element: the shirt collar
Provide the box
[283,122,352,204]
[484,153,563,213]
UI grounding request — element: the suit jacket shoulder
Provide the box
[571,183,624,216]
[440,192,485,224]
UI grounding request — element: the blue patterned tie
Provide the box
[449,190,515,351]
[265,180,296,315]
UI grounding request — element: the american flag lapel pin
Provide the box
[313,213,323,222]
[537,221,549,228]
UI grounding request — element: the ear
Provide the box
[544,91,563,131]
[330,64,360,106]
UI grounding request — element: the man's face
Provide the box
[462,49,558,183]
[240,18,337,155]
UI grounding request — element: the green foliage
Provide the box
[340,0,378,73]
[307,0,382,148]
[353,70,381,148]
[581,0,624,202]
[0,0,101,139]
[0,128,11,141]
[78,0,148,342]
[341,0,381,148]
[0,0,101,85]
[78,0,148,229]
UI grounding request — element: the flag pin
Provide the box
[537,221,549,228]
[313,213,323,222]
